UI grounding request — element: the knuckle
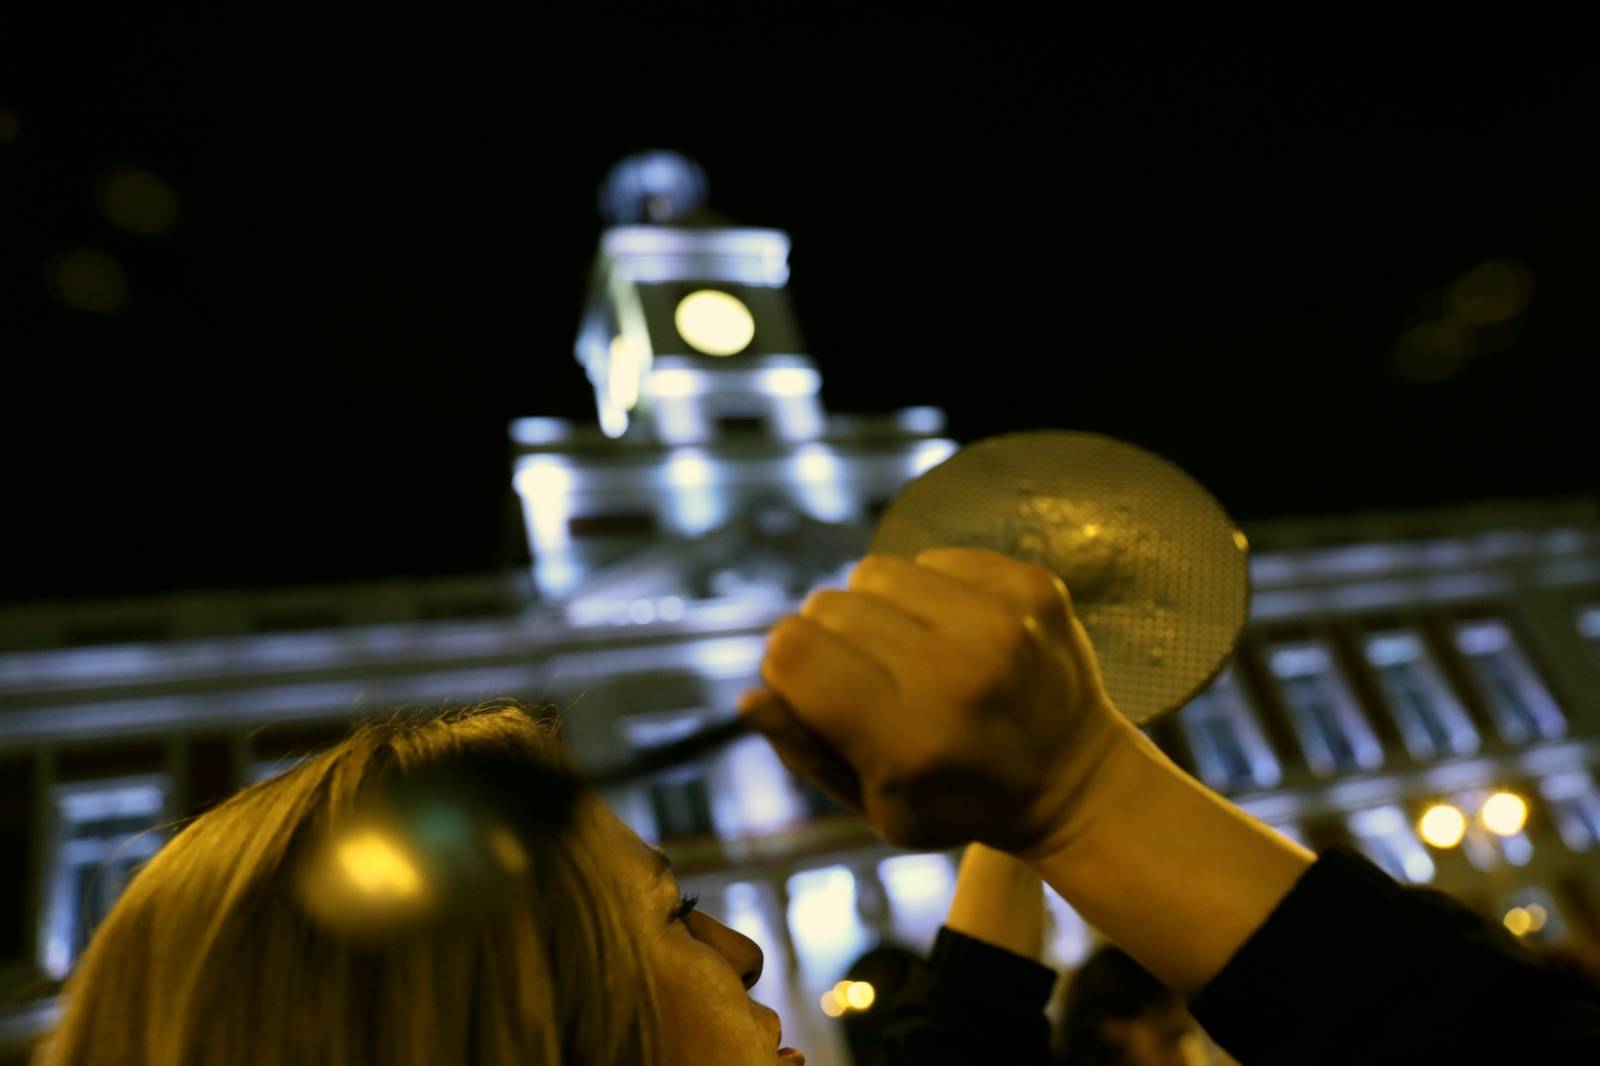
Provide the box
[765,615,813,669]
[986,608,1032,660]
[1020,568,1068,611]
[799,587,844,620]
[847,553,899,592]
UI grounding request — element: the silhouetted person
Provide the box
[1056,946,1196,1066]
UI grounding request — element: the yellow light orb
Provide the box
[674,289,755,356]
[48,248,130,314]
[97,165,181,236]
[846,981,876,1010]
[819,990,846,1018]
[1419,804,1467,849]
[1526,904,1548,932]
[1450,260,1533,326]
[1393,319,1475,383]
[1503,907,1533,937]
[1481,792,1528,837]
[336,831,421,898]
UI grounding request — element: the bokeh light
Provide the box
[96,166,181,236]
[47,248,129,314]
[1449,260,1533,326]
[1526,904,1549,932]
[1419,803,1466,848]
[1482,791,1528,837]
[821,981,877,1016]
[1503,907,1532,936]
[337,831,422,898]
[1392,319,1475,383]
[674,289,755,356]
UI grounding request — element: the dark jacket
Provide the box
[878,846,1600,1064]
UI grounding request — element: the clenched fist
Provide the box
[738,547,1145,856]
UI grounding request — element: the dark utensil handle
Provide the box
[587,714,757,787]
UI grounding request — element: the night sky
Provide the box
[5,13,1598,605]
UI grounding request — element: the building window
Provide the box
[567,511,659,539]
[1538,771,1600,852]
[1363,631,1480,761]
[721,882,789,1003]
[647,774,716,840]
[715,414,766,437]
[787,866,872,993]
[45,777,170,977]
[1177,672,1282,792]
[1267,644,1384,777]
[1578,606,1600,666]
[878,853,957,951]
[1453,621,1566,744]
[1347,805,1435,883]
[620,713,721,841]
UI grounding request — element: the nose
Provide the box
[696,912,765,991]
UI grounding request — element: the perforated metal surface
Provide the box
[872,431,1250,725]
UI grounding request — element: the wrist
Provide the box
[1019,734,1315,992]
[946,844,1043,958]
[1012,724,1173,868]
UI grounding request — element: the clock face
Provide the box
[674,289,755,356]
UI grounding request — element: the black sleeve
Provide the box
[876,926,1058,1066]
[1189,846,1600,1064]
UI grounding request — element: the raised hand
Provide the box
[738,547,1144,856]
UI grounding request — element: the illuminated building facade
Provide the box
[1,157,1597,1064]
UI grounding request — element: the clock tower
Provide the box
[575,151,821,445]
[512,151,954,602]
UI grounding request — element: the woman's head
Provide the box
[36,703,793,1066]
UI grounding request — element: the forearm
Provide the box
[1026,731,1315,994]
[944,843,1043,958]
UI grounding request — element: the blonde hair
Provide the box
[35,703,664,1066]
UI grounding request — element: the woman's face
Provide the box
[597,803,805,1066]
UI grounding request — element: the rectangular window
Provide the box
[1538,772,1600,852]
[1578,606,1600,667]
[1363,631,1480,761]
[878,854,957,951]
[623,714,720,841]
[1177,672,1282,792]
[1454,621,1566,744]
[45,777,170,977]
[715,415,766,438]
[1267,643,1384,777]
[1347,806,1435,883]
[647,775,717,840]
[567,511,659,539]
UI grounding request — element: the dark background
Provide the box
[4,12,1598,604]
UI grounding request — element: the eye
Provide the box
[669,892,700,925]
